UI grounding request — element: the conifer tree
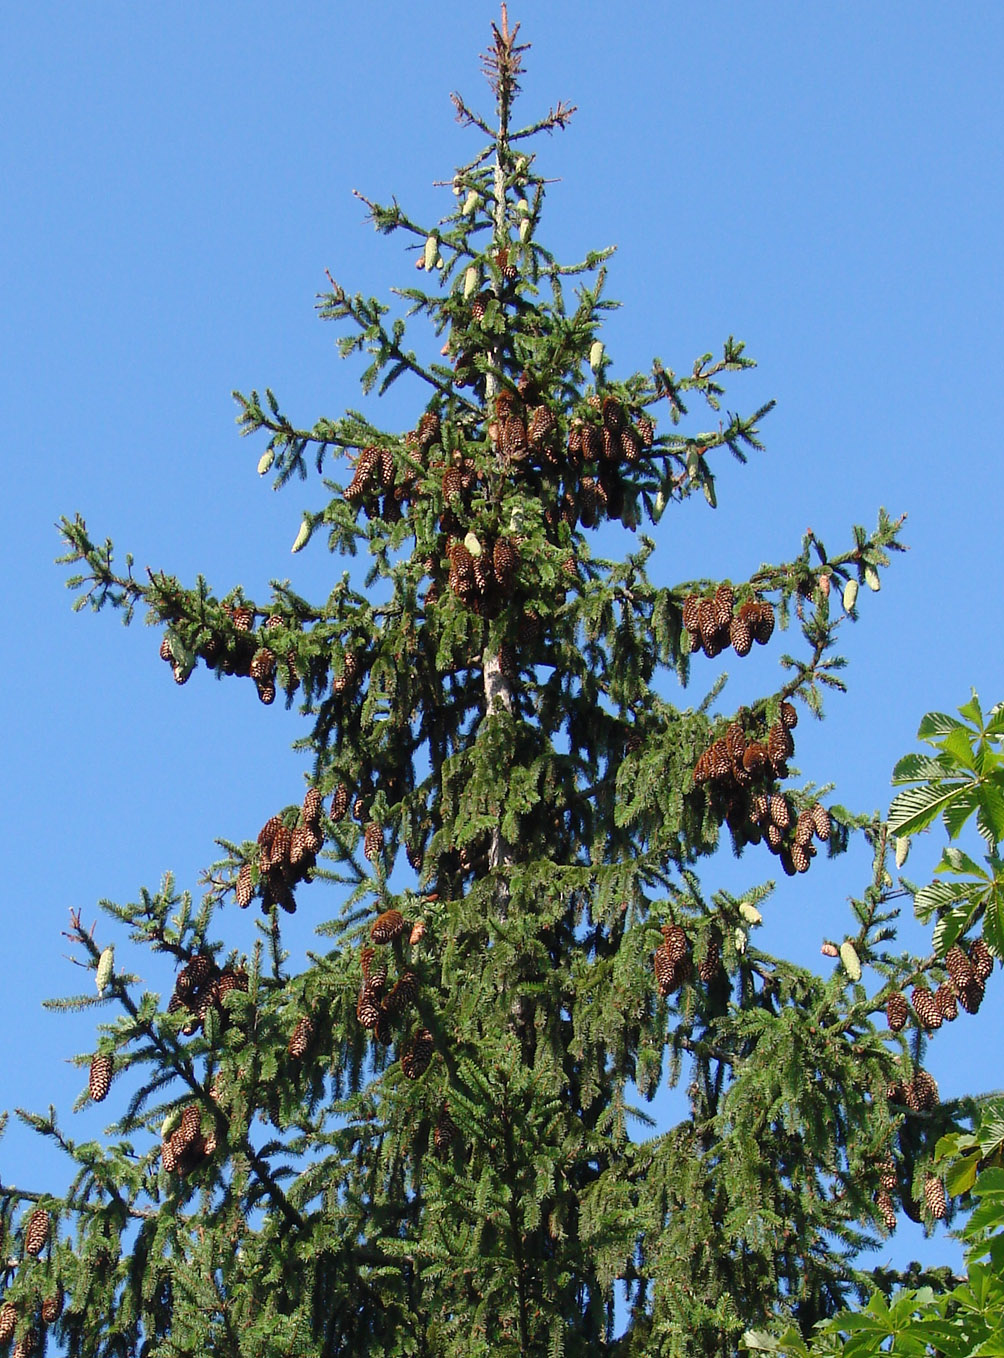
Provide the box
[2,11,990,1357]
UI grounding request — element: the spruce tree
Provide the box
[3,11,986,1356]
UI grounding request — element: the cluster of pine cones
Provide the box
[683,587,775,659]
[444,533,519,615]
[693,704,829,873]
[652,924,720,998]
[235,788,324,914]
[886,1066,939,1112]
[159,607,297,706]
[343,411,441,522]
[167,954,248,1034]
[161,1103,216,1176]
[0,1216,62,1357]
[885,940,993,1034]
[355,913,433,1079]
[872,1156,946,1231]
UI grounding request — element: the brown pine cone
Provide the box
[810,803,832,842]
[910,1069,940,1110]
[790,844,811,874]
[288,1015,314,1059]
[653,946,678,998]
[729,614,753,656]
[330,784,349,822]
[768,794,791,830]
[875,1191,897,1232]
[23,1209,50,1257]
[235,863,254,908]
[363,823,383,862]
[636,415,654,447]
[0,1305,16,1344]
[417,411,441,449]
[697,934,720,984]
[250,647,277,682]
[957,976,985,1014]
[682,595,701,634]
[433,1105,459,1159]
[779,700,798,729]
[301,787,323,827]
[401,1027,435,1079]
[713,586,735,630]
[661,924,688,961]
[751,601,775,644]
[371,909,407,944]
[767,722,795,769]
[970,938,994,981]
[885,991,908,1032]
[877,1155,897,1192]
[794,810,815,848]
[385,970,420,1015]
[89,1053,113,1103]
[751,793,771,825]
[923,1173,947,1220]
[934,982,958,1021]
[356,992,382,1030]
[11,1328,38,1358]
[911,985,942,1032]
[289,825,317,872]
[743,742,770,775]
[944,944,975,990]
[40,1288,64,1324]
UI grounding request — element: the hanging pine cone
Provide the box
[877,1155,897,1192]
[290,825,318,872]
[502,416,528,460]
[794,810,815,847]
[957,976,985,1014]
[751,793,771,825]
[357,991,382,1031]
[301,787,323,827]
[767,722,795,770]
[765,823,784,852]
[751,601,775,644]
[970,938,994,981]
[406,840,424,871]
[636,414,654,447]
[11,1328,38,1358]
[697,934,720,984]
[250,647,277,682]
[528,405,556,447]
[235,862,254,908]
[230,605,254,633]
[288,1015,314,1059]
[924,1173,947,1220]
[909,1069,940,1110]
[729,614,753,657]
[330,784,349,822]
[385,970,420,1015]
[934,983,958,1021]
[944,944,974,990]
[779,700,798,729]
[885,991,908,1032]
[713,586,735,630]
[661,924,688,961]
[875,1191,897,1232]
[768,795,791,830]
[40,1287,64,1324]
[178,1103,201,1148]
[682,595,701,634]
[363,822,383,862]
[352,793,367,822]
[401,1027,434,1079]
[653,946,678,998]
[911,985,942,1032]
[89,1053,113,1103]
[493,537,517,594]
[790,844,811,874]
[742,742,770,776]
[433,1105,459,1159]
[810,803,832,842]
[23,1209,50,1257]
[255,677,276,705]
[0,1305,16,1344]
[176,954,214,1000]
[417,411,441,449]
[371,909,407,944]
[257,815,284,867]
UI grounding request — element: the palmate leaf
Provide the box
[941,726,978,772]
[888,780,972,837]
[890,751,955,784]
[943,785,982,839]
[917,710,968,740]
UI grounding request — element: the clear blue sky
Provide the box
[2,1,1002,1285]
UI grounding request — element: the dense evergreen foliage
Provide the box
[2,13,993,1357]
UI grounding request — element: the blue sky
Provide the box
[2,1,1002,1285]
